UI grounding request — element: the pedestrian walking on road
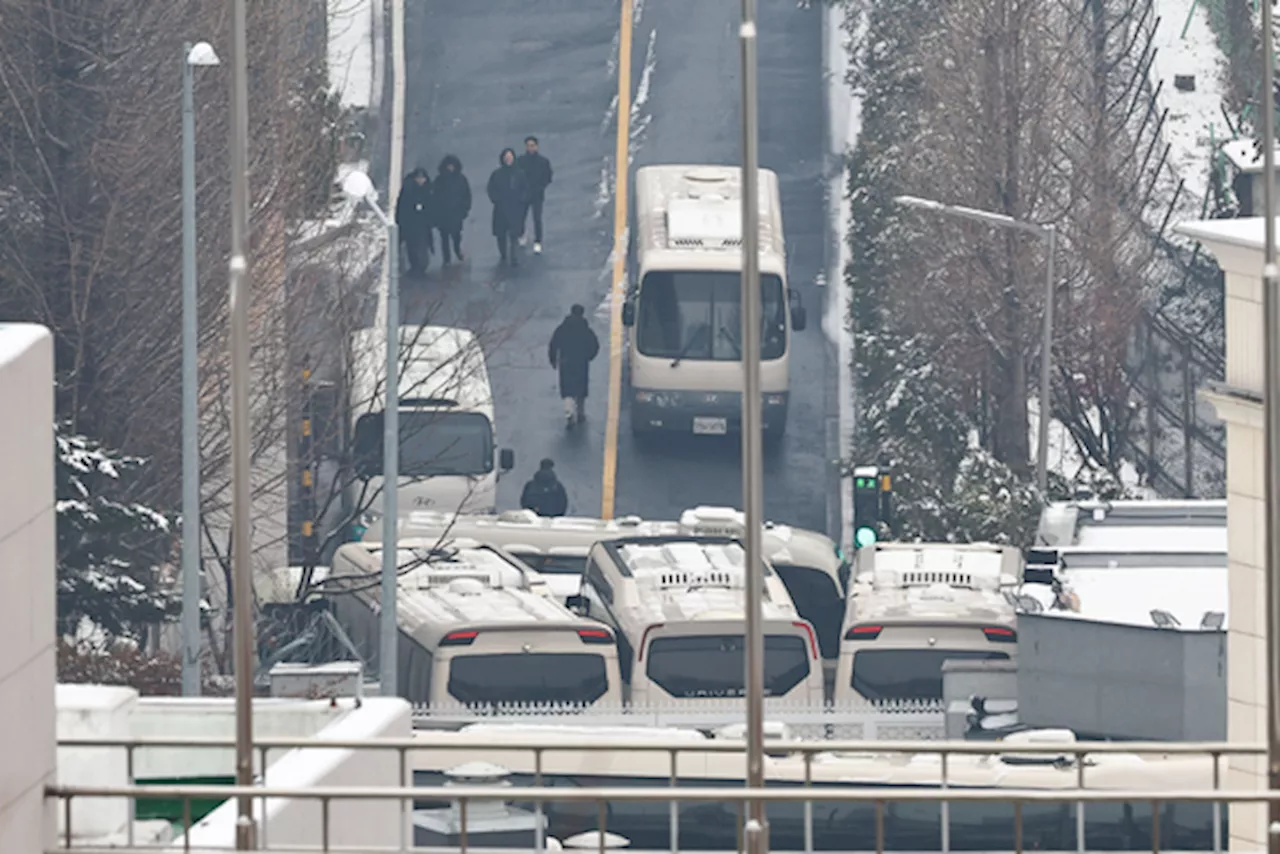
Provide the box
[394,167,435,276]
[520,458,569,517]
[548,304,600,427]
[517,136,553,255]
[487,148,528,268]
[433,154,471,266]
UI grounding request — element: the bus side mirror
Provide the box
[621,300,636,327]
[499,448,516,472]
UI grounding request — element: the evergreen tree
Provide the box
[56,425,180,638]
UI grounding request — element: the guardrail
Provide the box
[52,737,1265,854]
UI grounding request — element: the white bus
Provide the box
[568,535,824,706]
[366,505,849,660]
[834,542,1022,704]
[347,324,515,524]
[409,724,1224,852]
[327,540,622,708]
[621,165,807,440]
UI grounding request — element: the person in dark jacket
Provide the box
[517,136,553,254]
[394,167,434,276]
[433,154,471,266]
[487,148,528,268]
[548,304,601,426]
[520,458,569,517]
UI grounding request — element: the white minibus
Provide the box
[346,324,514,523]
[621,165,807,440]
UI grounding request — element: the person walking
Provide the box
[433,154,471,266]
[548,304,600,427]
[394,167,435,276]
[520,458,569,517]
[487,148,528,268]
[517,136,553,254]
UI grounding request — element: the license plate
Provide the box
[693,417,728,435]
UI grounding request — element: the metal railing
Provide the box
[51,736,1266,854]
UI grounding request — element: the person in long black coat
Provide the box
[548,304,601,426]
[487,148,528,268]
[394,167,434,276]
[433,154,471,265]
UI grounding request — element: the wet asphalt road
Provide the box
[400,0,831,532]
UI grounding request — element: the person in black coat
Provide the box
[520,458,569,517]
[517,135,553,253]
[433,154,471,265]
[487,148,528,268]
[548,304,601,426]
[394,167,434,276]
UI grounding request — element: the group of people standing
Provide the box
[394,136,553,274]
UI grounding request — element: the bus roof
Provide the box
[634,165,786,269]
[349,324,493,417]
[596,536,799,625]
[848,543,1019,626]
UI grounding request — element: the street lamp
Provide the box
[893,194,1057,495]
[180,39,219,698]
[341,168,401,698]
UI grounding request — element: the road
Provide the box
[398,0,832,532]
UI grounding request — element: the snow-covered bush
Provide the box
[56,425,180,639]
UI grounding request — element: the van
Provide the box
[328,540,622,708]
[833,542,1021,704]
[346,325,514,524]
[569,535,824,706]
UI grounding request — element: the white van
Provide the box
[621,165,807,440]
[834,542,1021,704]
[569,535,824,706]
[346,324,514,523]
[366,505,849,660]
[328,540,622,708]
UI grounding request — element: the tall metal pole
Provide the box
[1259,0,1280,844]
[227,0,256,847]
[381,222,401,698]
[1036,225,1056,495]
[738,0,768,852]
[180,43,202,698]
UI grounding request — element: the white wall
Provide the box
[1177,219,1268,851]
[174,697,412,852]
[0,324,56,854]
[56,684,138,839]
[130,697,347,779]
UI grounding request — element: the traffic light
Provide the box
[852,465,881,548]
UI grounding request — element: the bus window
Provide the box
[646,634,809,698]
[772,563,844,659]
[636,271,786,361]
[514,553,588,576]
[851,649,1010,701]
[447,652,610,706]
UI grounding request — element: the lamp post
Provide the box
[1256,0,1280,845]
[341,169,401,698]
[737,2,767,854]
[893,195,1057,494]
[180,39,219,699]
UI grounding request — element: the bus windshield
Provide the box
[852,649,1010,701]
[353,410,494,477]
[635,271,787,361]
[447,652,610,706]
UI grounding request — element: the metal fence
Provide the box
[409,699,947,740]
[50,736,1265,854]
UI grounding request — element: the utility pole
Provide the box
[738,0,768,853]
[227,0,256,847]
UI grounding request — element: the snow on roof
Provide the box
[1149,0,1229,201]
[1072,523,1226,553]
[0,323,50,367]
[1177,216,1271,252]
[1038,564,1227,630]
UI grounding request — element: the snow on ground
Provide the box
[328,0,375,109]
[1149,0,1230,206]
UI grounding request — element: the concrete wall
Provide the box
[56,684,138,839]
[174,697,412,852]
[0,324,56,854]
[1178,218,1269,851]
[1017,614,1226,740]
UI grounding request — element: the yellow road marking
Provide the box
[601,0,634,519]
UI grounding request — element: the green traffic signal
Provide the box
[854,526,878,548]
